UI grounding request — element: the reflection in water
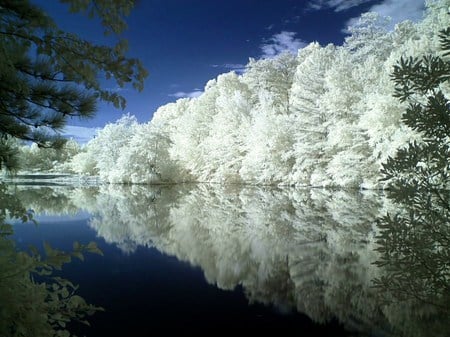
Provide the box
[9,183,450,337]
[0,184,102,337]
[374,184,450,337]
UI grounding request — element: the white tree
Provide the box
[234,53,299,184]
[70,148,99,176]
[242,52,297,115]
[200,72,253,182]
[240,111,297,184]
[344,12,394,62]
[168,81,220,180]
[289,42,337,186]
[86,114,138,182]
[320,47,377,187]
[111,103,190,184]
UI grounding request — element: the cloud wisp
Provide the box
[361,0,425,28]
[169,90,203,99]
[308,0,426,32]
[307,0,371,12]
[260,31,307,58]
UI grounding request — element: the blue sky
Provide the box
[32,0,426,142]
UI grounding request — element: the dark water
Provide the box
[4,183,450,336]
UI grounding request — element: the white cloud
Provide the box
[260,31,307,58]
[361,0,425,28]
[307,0,371,12]
[62,125,99,144]
[308,0,425,32]
[169,90,203,99]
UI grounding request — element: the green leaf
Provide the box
[43,241,54,256]
[86,241,103,256]
[72,251,84,261]
[73,241,81,250]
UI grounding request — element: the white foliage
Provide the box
[115,123,166,184]
[201,74,252,182]
[344,11,394,60]
[289,42,337,186]
[75,1,449,188]
[87,114,139,183]
[241,112,297,184]
[243,52,297,115]
[70,150,98,176]
[168,81,220,179]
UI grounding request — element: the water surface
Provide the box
[5,183,449,336]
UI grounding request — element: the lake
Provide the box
[2,182,449,336]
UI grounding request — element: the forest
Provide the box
[9,1,450,189]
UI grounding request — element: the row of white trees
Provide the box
[70,1,449,188]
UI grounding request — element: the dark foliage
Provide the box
[374,28,450,327]
[0,0,148,154]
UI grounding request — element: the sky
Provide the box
[32,0,427,143]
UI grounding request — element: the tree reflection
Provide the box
[373,188,449,337]
[0,184,102,337]
[9,183,450,337]
[375,189,449,305]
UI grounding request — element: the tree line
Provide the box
[69,1,448,188]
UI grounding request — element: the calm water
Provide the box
[3,183,449,336]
